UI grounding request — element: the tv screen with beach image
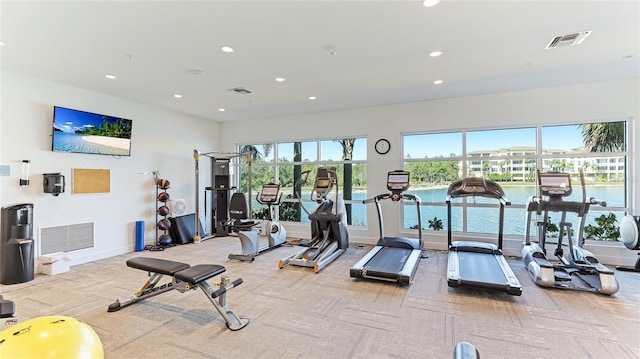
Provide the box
[52,106,132,156]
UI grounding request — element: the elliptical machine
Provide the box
[228,183,287,262]
[522,169,619,295]
[278,167,349,273]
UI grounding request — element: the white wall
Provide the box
[221,78,640,265]
[0,71,220,266]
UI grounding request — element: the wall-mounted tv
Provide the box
[52,106,132,156]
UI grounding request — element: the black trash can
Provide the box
[0,203,35,285]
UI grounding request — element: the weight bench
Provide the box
[107,257,249,331]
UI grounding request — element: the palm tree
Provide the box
[262,144,273,160]
[579,122,625,152]
[293,142,302,222]
[337,139,355,224]
[238,145,261,162]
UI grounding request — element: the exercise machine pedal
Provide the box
[554,269,572,281]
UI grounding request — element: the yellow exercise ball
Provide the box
[0,315,104,359]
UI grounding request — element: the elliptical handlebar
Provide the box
[293,167,340,217]
[310,167,338,203]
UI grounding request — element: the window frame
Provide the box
[236,137,368,226]
[402,119,631,240]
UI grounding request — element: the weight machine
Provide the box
[193,150,252,242]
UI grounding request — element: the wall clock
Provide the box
[375,139,391,155]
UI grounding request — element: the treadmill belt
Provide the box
[365,247,413,278]
[458,251,507,286]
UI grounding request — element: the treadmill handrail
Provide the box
[446,178,509,248]
[362,193,422,204]
[362,194,388,204]
[446,193,510,206]
[362,192,423,249]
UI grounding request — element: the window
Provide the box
[237,138,367,226]
[403,121,629,241]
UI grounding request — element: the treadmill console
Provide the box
[538,172,572,197]
[387,170,410,201]
[447,177,506,200]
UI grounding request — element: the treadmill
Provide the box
[350,170,426,285]
[446,177,522,295]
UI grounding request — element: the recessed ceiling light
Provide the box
[221,46,234,53]
[308,96,317,100]
[429,51,442,57]
[275,77,286,82]
[423,0,442,7]
[174,94,182,99]
[433,80,444,85]
[218,108,226,112]
[0,40,5,46]
[104,74,117,79]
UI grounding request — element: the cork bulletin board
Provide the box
[73,168,110,194]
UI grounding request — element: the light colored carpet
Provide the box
[2,236,639,359]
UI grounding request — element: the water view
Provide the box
[280,184,625,237]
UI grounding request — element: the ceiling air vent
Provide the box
[229,87,253,95]
[545,31,592,49]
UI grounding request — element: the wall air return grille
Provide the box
[545,31,592,49]
[40,223,94,255]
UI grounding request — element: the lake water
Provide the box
[286,184,625,236]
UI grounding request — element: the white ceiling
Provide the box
[1,1,638,122]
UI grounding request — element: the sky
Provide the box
[53,106,130,133]
[403,125,585,158]
[247,124,588,162]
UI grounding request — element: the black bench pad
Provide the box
[127,257,190,276]
[174,264,226,285]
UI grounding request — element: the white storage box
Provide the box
[40,252,70,275]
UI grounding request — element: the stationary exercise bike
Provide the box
[522,169,619,294]
[228,183,287,262]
